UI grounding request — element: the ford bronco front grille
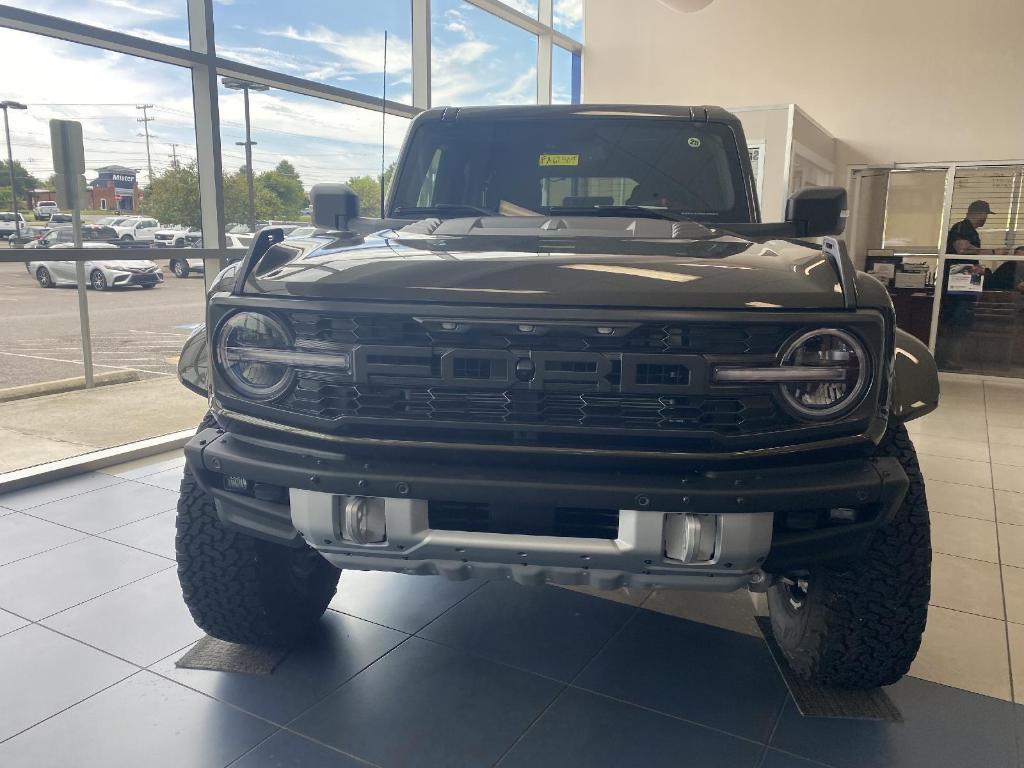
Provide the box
[266,311,801,437]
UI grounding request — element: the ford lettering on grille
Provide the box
[349,345,705,394]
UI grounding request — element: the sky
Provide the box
[1,0,582,191]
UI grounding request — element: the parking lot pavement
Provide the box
[0,262,206,389]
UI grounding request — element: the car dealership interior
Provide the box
[1,1,1023,766]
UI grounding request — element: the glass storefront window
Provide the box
[5,0,189,46]
[554,0,584,40]
[552,44,580,104]
[432,0,539,106]
[0,27,205,473]
[498,0,539,17]
[212,0,413,103]
[217,83,411,223]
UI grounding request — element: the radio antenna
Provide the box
[379,29,387,218]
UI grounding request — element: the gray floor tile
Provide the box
[101,509,176,560]
[230,730,368,768]
[575,609,787,742]
[0,537,171,620]
[106,456,185,481]
[27,481,179,534]
[42,568,202,666]
[419,580,636,681]
[152,610,406,725]
[760,751,833,768]
[497,687,763,768]
[770,676,1018,768]
[291,637,561,768]
[0,624,134,742]
[0,512,86,566]
[0,472,122,511]
[0,671,275,768]
[135,467,187,492]
[0,608,28,637]
[329,570,485,633]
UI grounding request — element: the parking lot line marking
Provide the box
[0,351,172,377]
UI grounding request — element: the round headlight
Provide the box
[216,311,294,401]
[779,329,869,419]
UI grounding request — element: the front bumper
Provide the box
[111,270,163,287]
[184,424,909,589]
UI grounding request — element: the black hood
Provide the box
[242,216,846,311]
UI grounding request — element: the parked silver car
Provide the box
[29,243,164,290]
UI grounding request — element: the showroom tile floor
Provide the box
[0,372,1022,767]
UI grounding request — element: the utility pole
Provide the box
[222,78,269,232]
[1,100,28,240]
[136,104,155,186]
[169,143,179,169]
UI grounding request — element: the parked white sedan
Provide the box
[29,243,164,290]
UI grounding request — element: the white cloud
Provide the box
[554,0,583,30]
[262,26,412,76]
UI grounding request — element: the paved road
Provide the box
[0,260,207,388]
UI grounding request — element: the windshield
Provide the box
[390,117,750,222]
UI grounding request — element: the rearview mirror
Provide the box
[785,186,847,237]
[310,183,360,231]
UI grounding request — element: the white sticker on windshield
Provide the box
[688,137,701,148]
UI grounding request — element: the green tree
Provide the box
[346,174,381,218]
[143,161,202,228]
[0,160,43,209]
[257,159,305,219]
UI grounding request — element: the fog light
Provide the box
[341,496,387,544]
[829,507,857,523]
[664,513,719,563]
[223,475,249,493]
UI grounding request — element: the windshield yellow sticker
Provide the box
[539,153,579,167]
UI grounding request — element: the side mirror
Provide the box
[310,183,360,231]
[785,186,847,237]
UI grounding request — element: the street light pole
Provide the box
[222,78,269,233]
[1,100,28,241]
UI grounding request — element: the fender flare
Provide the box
[890,328,939,422]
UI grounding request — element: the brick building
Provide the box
[27,165,142,212]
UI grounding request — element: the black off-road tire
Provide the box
[175,418,340,645]
[766,423,931,688]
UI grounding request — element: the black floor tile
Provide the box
[760,750,834,768]
[0,671,275,768]
[28,480,179,534]
[0,472,122,511]
[0,608,28,637]
[0,512,85,566]
[151,610,406,725]
[0,624,134,742]
[498,686,763,768]
[42,568,202,666]
[770,676,1018,768]
[574,608,787,742]
[232,731,368,768]
[419,580,636,681]
[101,509,176,560]
[0,537,171,620]
[291,636,561,768]
[329,570,484,633]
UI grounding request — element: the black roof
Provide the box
[418,104,739,124]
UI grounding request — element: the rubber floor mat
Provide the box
[175,635,289,675]
[755,616,902,721]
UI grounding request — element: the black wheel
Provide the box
[171,259,189,278]
[36,266,55,288]
[90,269,108,290]
[766,423,931,688]
[175,418,340,645]
[121,234,133,241]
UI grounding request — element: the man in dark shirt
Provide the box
[946,200,1008,255]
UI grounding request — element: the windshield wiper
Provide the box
[392,204,496,218]
[547,205,690,222]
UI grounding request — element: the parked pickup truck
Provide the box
[173,104,939,690]
[112,216,160,242]
[33,201,59,220]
